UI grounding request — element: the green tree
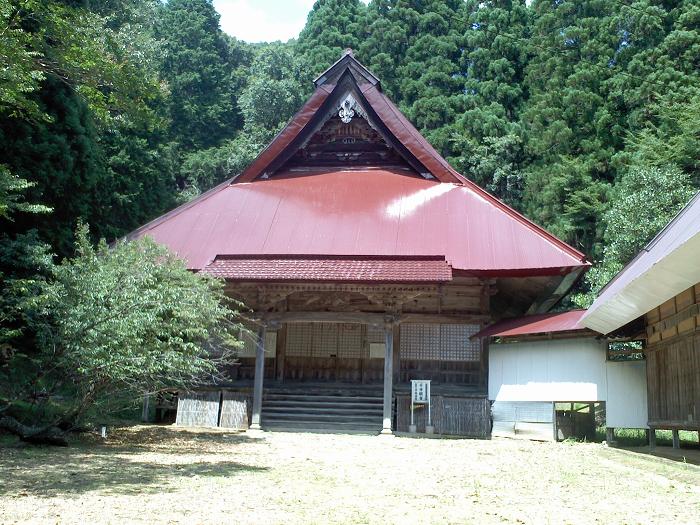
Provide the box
[619,95,700,182]
[450,0,532,206]
[157,0,242,151]
[0,226,241,445]
[238,43,308,132]
[361,0,468,153]
[296,0,367,80]
[573,166,696,307]
[0,0,161,122]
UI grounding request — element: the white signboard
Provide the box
[411,380,431,404]
[410,380,432,428]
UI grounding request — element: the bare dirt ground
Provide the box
[1,426,699,525]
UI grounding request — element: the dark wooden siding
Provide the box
[395,394,490,438]
[644,284,700,430]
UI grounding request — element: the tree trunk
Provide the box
[0,416,69,446]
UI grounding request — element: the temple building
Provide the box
[131,51,590,436]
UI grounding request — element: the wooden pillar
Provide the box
[275,324,287,382]
[392,324,401,385]
[141,393,150,423]
[381,323,394,434]
[672,429,680,449]
[648,428,656,449]
[250,324,267,431]
[605,427,614,445]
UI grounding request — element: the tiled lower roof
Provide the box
[201,255,453,283]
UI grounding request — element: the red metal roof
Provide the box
[473,310,591,339]
[130,169,588,275]
[201,255,452,283]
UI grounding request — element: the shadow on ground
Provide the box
[0,425,268,498]
[616,444,700,466]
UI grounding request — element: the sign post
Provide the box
[410,380,432,434]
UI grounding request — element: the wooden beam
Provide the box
[263,311,387,326]
[258,311,489,325]
[399,313,490,324]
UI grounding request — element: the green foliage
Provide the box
[239,44,308,132]
[0,225,241,427]
[0,166,51,219]
[157,0,242,151]
[621,95,700,181]
[297,0,367,80]
[0,0,161,123]
[573,165,696,307]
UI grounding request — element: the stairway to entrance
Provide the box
[261,388,384,433]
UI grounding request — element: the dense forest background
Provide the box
[2,0,700,307]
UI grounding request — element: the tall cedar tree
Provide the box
[296,0,368,81]
[450,0,532,206]
[157,0,241,151]
[361,0,467,155]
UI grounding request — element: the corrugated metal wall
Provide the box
[492,401,554,440]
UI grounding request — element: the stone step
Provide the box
[264,400,382,409]
[264,394,382,403]
[262,421,381,433]
[262,412,381,422]
[264,405,382,414]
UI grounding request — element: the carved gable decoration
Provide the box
[278,91,415,173]
[237,50,460,182]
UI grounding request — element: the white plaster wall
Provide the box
[489,337,649,429]
[489,338,608,402]
[606,360,648,428]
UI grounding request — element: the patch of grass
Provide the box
[1,426,699,524]
[595,427,700,447]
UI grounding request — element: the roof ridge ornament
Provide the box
[338,93,363,123]
[313,49,380,88]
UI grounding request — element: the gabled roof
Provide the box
[129,53,589,286]
[473,310,592,339]
[235,51,466,184]
[582,192,700,334]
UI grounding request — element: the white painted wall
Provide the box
[489,338,608,402]
[606,361,648,428]
[489,337,648,428]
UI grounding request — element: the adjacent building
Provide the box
[582,192,700,447]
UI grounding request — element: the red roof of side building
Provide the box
[473,310,592,339]
[131,169,588,275]
[201,255,452,283]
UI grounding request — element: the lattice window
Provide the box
[367,325,385,344]
[440,324,481,361]
[400,324,440,360]
[400,323,481,362]
[286,322,368,358]
[312,323,339,357]
[286,323,314,357]
[338,323,366,358]
[237,329,277,358]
